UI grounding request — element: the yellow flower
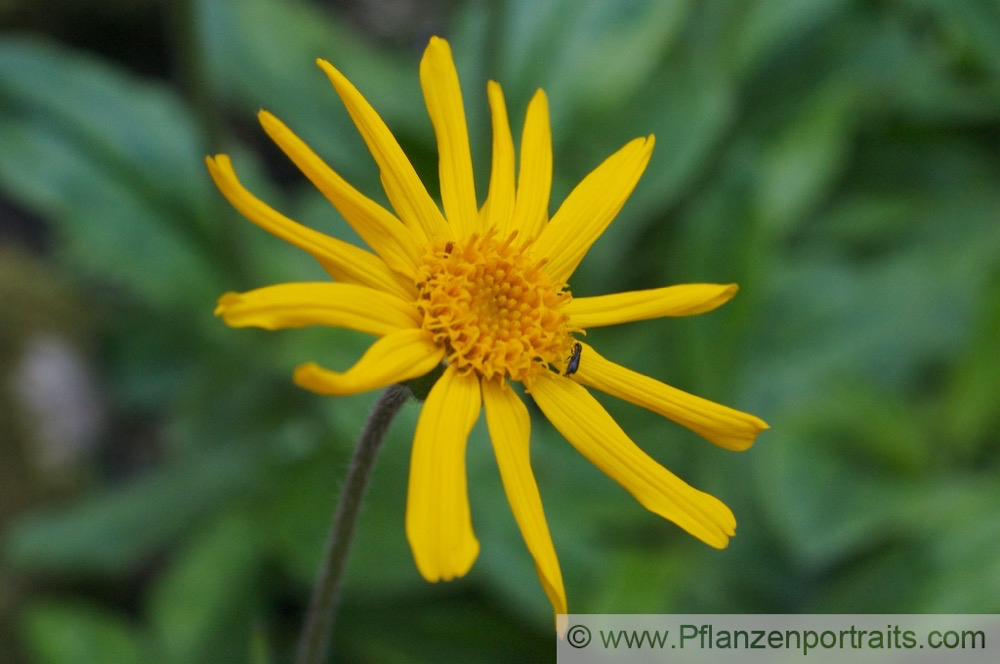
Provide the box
[208,36,768,624]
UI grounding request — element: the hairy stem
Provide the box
[295,385,411,664]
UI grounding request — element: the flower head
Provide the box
[209,36,768,625]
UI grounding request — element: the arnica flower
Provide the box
[208,36,768,625]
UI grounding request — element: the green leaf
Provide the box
[197,0,419,187]
[730,0,847,76]
[755,83,854,236]
[753,427,923,568]
[499,0,691,131]
[941,277,1000,459]
[917,484,1000,612]
[22,602,149,664]
[902,0,1000,80]
[0,36,222,307]
[5,447,260,576]
[149,512,261,664]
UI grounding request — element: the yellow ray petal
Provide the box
[513,89,552,241]
[215,282,420,336]
[420,37,479,238]
[571,343,768,451]
[530,373,736,549]
[205,155,414,300]
[258,111,422,278]
[293,329,443,396]
[532,136,654,284]
[565,283,739,328]
[316,58,451,244]
[480,81,516,237]
[482,378,567,624]
[406,366,481,581]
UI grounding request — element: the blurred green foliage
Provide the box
[2,0,999,662]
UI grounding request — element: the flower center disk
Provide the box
[415,231,576,384]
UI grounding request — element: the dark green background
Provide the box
[2,1,998,662]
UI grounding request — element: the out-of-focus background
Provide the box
[2,0,999,662]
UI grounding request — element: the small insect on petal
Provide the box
[564,342,582,376]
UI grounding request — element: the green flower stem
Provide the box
[295,385,411,664]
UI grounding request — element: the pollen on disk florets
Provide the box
[415,230,577,384]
